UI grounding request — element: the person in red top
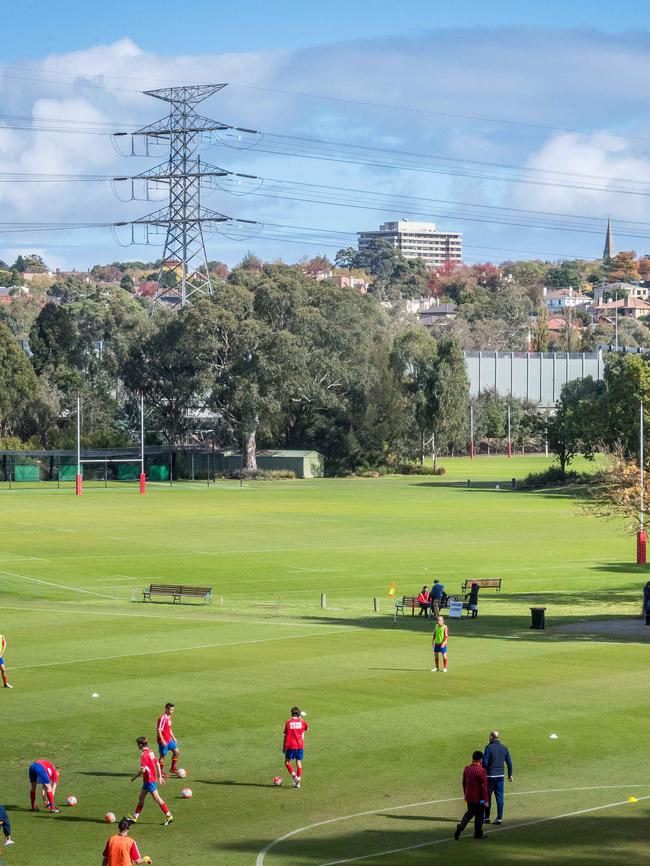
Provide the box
[156,703,180,777]
[28,759,60,813]
[102,816,152,866]
[417,586,430,618]
[128,737,173,826]
[455,750,489,840]
[282,706,309,789]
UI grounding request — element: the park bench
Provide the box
[395,595,419,615]
[462,583,480,618]
[461,577,502,593]
[142,583,213,605]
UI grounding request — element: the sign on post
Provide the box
[449,600,463,619]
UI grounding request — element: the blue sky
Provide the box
[3,4,650,270]
[5,1,650,58]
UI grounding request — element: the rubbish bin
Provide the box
[530,607,547,630]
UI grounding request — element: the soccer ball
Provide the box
[66,796,77,807]
[273,776,283,786]
[176,768,187,778]
[181,788,192,799]
[105,812,116,823]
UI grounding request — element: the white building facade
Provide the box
[358,220,462,267]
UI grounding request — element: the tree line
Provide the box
[0,261,472,473]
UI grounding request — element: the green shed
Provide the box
[222,449,324,478]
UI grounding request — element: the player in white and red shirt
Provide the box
[28,759,59,813]
[0,635,12,688]
[156,702,180,776]
[128,737,173,826]
[283,706,309,788]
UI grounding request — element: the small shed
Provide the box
[222,449,324,478]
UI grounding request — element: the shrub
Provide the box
[521,466,592,489]
[227,468,270,480]
[268,469,296,479]
[396,463,444,476]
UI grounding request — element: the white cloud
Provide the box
[3,28,650,266]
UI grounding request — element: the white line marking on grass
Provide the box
[256,785,650,866]
[54,528,76,533]
[0,570,115,600]
[9,628,350,672]
[316,794,650,866]
[0,602,360,630]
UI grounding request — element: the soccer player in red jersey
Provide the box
[128,737,173,826]
[283,706,309,789]
[156,702,180,777]
[28,759,60,813]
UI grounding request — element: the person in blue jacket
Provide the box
[482,730,513,824]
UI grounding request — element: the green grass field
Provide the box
[0,455,647,866]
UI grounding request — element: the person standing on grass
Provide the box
[0,634,13,688]
[157,703,180,777]
[431,616,448,672]
[0,804,14,846]
[128,737,173,826]
[283,706,308,788]
[102,816,152,865]
[429,580,445,617]
[455,750,489,841]
[482,730,513,825]
[28,759,60,813]
[417,586,430,618]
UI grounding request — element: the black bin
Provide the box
[530,607,547,630]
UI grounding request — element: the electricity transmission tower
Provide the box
[115,84,238,306]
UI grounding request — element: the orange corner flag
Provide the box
[388,581,397,598]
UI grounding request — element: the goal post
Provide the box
[72,458,145,489]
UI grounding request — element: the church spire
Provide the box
[603,217,614,260]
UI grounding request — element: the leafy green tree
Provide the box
[547,377,602,477]
[122,310,211,448]
[29,303,80,374]
[120,274,134,292]
[0,322,48,439]
[391,329,468,462]
[534,304,550,352]
[601,354,650,459]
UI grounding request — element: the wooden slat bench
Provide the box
[395,595,419,615]
[461,578,502,593]
[142,584,213,605]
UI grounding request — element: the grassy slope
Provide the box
[0,455,647,866]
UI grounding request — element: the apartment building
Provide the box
[358,220,462,267]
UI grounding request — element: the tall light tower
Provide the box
[115,85,235,306]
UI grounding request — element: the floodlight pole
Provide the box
[469,404,475,460]
[139,391,146,495]
[75,394,82,497]
[507,405,512,458]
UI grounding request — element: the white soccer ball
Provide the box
[176,768,187,778]
[67,795,77,806]
[273,776,283,786]
[91,693,99,698]
[105,812,116,823]
[549,733,558,739]
[181,787,192,799]
[300,711,307,717]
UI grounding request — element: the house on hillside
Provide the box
[595,297,650,320]
[541,286,591,311]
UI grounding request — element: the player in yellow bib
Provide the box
[431,616,448,672]
[0,636,12,688]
